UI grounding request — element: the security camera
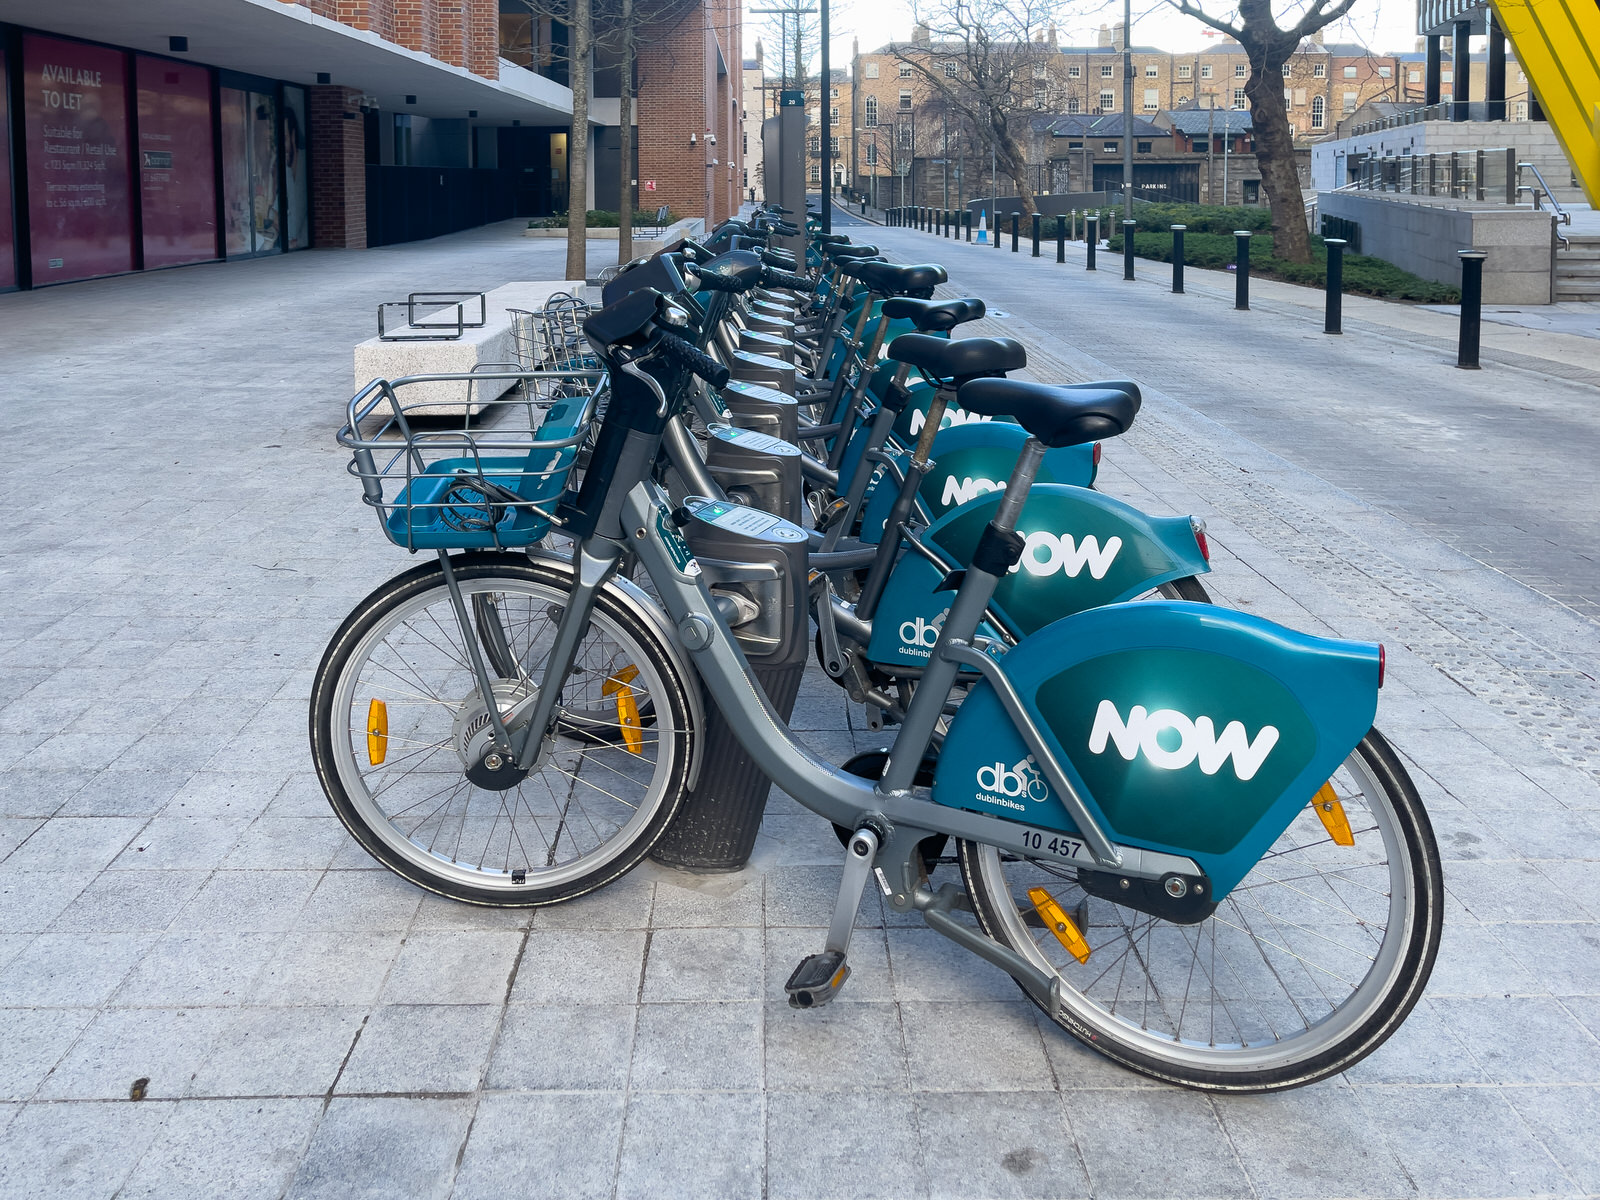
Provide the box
[690,132,697,145]
[707,134,717,145]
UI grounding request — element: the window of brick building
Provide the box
[1100,64,1113,78]
[1233,88,1245,106]
[865,62,879,78]
[1311,94,1325,128]
[1145,64,1158,78]
[946,62,960,78]
[1314,62,1325,77]
[1235,63,1246,77]
[1103,141,1118,152]
[899,63,912,77]
[1200,64,1212,79]
[1178,64,1191,79]
[831,106,839,124]
[1067,96,1080,113]
[866,143,877,165]
[898,125,911,147]
[1143,88,1158,110]
[1099,90,1114,111]
[864,96,877,125]
[1137,140,1152,152]
[1343,65,1357,78]
[1069,64,1081,78]
[899,90,912,110]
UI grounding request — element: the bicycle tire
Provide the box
[958,727,1442,1092]
[310,554,694,906]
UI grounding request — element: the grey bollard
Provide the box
[1055,214,1066,263]
[1324,238,1347,334]
[1171,224,1186,293]
[1457,250,1487,368]
[1122,219,1136,280]
[1234,231,1252,310]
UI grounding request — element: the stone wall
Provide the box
[1317,190,1557,303]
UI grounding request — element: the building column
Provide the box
[1452,20,1471,121]
[1425,35,1441,106]
[1486,12,1507,122]
[309,86,368,249]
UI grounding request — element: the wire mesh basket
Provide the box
[339,369,605,552]
[510,292,597,372]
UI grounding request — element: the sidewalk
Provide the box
[2,218,1600,1198]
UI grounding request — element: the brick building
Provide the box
[0,0,740,290]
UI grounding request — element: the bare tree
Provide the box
[1166,0,1357,261]
[894,0,1067,215]
[515,0,593,278]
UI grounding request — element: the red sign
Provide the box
[644,180,657,192]
[137,56,217,269]
[23,35,135,284]
[0,54,15,289]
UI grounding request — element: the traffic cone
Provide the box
[975,210,988,244]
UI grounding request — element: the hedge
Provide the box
[528,209,673,229]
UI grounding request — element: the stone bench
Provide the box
[353,280,588,416]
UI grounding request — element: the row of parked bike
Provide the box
[314,204,1443,1092]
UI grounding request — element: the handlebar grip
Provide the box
[758,248,796,269]
[769,221,800,237]
[689,268,746,294]
[658,331,732,389]
[762,268,814,293]
[679,237,712,260]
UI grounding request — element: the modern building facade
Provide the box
[0,0,741,291]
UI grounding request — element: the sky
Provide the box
[747,0,1429,69]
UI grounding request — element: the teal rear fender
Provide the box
[866,484,1209,667]
[932,601,1382,898]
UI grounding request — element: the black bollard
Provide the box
[1122,219,1136,280]
[1011,212,1020,252]
[1324,238,1347,334]
[1457,250,1487,368]
[947,210,954,239]
[1031,212,1041,257]
[1234,230,1252,310]
[1086,214,1098,270]
[965,211,972,242]
[1056,214,1066,263]
[1171,224,1186,293]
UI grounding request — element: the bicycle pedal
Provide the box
[817,498,852,532]
[785,951,850,1008]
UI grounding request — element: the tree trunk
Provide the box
[1242,48,1309,263]
[565,0,592,282]
[992,120,1035,214]
[617,2,634,265]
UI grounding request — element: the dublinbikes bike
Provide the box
[313,287,1442,1093]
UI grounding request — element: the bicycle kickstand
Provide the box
[784,826,879,1008]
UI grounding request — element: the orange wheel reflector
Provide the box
[1312,781,1355,846]
[602,666,644,754]
[1028,887,1091,964]
[366,699,388,766]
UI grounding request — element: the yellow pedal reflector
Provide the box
[602,666,643,754]
[1028,887,1091,964]
[366,699,388,766]
[1312,781,1355,846]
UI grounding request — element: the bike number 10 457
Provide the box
[1021,830,1086,860]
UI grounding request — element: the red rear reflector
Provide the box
[1194,529,1210,561]
[1091,442,1102,466]
[1378,644,1386,688]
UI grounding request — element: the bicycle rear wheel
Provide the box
[959,729,1442,1091]
[310,554,694,906]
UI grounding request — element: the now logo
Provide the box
[898,611,946,649]
[940,475,1003,507]
[1011,532,1123,580]
[977,755,1051,801]
[908,406,994,435]
[1088,701,1280,782]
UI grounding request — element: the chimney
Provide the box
[1113,21,1126,51]
[1048,23,1058,49]
[1098,23,1112,47]
[1309,27,1325,45]
[912,23,930,44]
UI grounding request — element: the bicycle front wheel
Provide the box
[310,555,695,906]
[959,729,1442,1092]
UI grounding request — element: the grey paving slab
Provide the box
[0,1098,174,1200]
[111,930,284,1007]
[507,929,647,1005]
[0,1006,97,1101]
[452,1092,625,1200]
[335,1003,500,1094]
[639,925,764,1002]
[0,931,157,1007]
[1070,1090,1253,1199]
[35,1005,234,1100]
[1218,1085,1413,1200]
[916,1091,1092,1200]
[190,1006,364,1097]
[250,931,405,1006]
[767,1090,928,1200]
[486,1003,637,1091]
[630,1000,763,1091]
[615,1089,766,1200]
[286,1096,474,1200]
[115,1097,323,1200]
[379,930,524,1006]
[764,999,910,1091]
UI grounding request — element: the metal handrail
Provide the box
[1517,161,1571,248]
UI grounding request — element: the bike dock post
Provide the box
[1171,225,1186,293]
[1457,249,1487,369]
[1055,214,1066,263]
[1234,230,1251,310]
[1122,219,1136,280]
[1324,238,1347,334]
[1086,214,1097,270]
[1031,213,1041,257]
[1011,212,1020,252]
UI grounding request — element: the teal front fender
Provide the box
[932,601,1382,898]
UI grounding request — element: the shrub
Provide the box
[527,208,673,230]
[1104,229,1461,303]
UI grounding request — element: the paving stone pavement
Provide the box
[2,217,1599,1199]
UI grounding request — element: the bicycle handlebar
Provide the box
[688,267,747,294]
[657,330,731,388]
[762,268,813,292]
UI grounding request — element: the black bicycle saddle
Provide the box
[957,378,1137,447]
[881,297,986,333]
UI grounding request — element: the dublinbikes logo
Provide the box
[897,609,946,658]
[1011,532,1123,580]
[908,407,995,436]
[975,755,1051,812]
[940,476,1004,508]
[1088,701,1280,781]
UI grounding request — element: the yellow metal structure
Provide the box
[366,699,388,765]
[1311,781,1356,846]
[602,665,644,754]
[1490,0,1600,206]
[1028,887,1092,964]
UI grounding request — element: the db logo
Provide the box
[898,612,946,648]
[977,756,1051,801]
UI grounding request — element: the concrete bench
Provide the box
[353,280,588,415]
